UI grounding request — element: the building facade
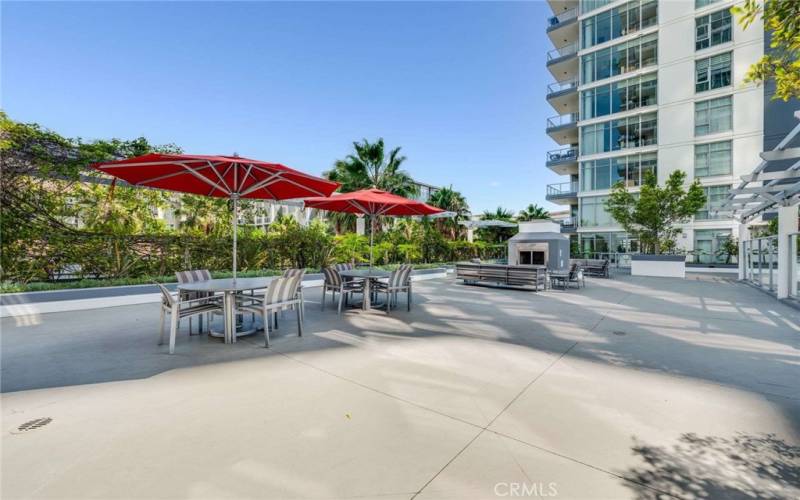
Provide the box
[544,0,764,263]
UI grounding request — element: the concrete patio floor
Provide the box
[2,275,799,499]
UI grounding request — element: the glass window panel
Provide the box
[581,161,594,191]
[597,48,612,80]
[640,113,657,146]
[611,7,625,39]
[640,74,657,106]
[696,185,731,220]
[596,158,611,189]
[641,35,657,66]
[696,9,731,50]
[596,10,612,45]
[695,141,732,177]
[596,85,611,117]
[582,54,595,84]
[582,18,595,49]
[641,0,657,28]
[611,157,627,186]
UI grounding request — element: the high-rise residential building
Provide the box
[544,0,766,263]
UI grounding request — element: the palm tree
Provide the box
[478,206,517,244]
[428,185,469,239]
[324,138,418,233]
[517,203,551,221]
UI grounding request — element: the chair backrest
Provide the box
[334,263,352,272]
[175,269,211,284]
[568,263,579,279]
[263,276,302,306]
[322,267,342,287]
[282,268,306,279]
[388,266,413,288]
[399,264,413,285]
[156,283,175,307]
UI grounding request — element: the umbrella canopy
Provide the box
[302,188,444,217]
[302,188,444,267]
[92,153,339,278]
[92,153,338,200]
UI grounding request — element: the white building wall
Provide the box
[573,0,763,259]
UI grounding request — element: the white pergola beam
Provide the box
[740,170,800,182]
[760,147,800,161]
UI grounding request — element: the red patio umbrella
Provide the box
[302,188,444,267]
[92,153,339,278]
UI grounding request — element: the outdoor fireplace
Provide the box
[507,220,569,270]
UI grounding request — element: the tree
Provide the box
[733,0,800,101]
[428,185,469,239]
[517,203,551,221]
[605,170,706,254]
[324,138,417,233]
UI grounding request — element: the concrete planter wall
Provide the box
[631,254,686,278]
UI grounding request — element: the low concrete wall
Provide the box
[631,255,686,278]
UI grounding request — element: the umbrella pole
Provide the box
[232,195,238,280]
[369,214,374,270]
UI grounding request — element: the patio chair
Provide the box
[321,266,364,315]
[550,264,584,290]
[239,276,303,348]
[373,265,413,313]
[156,283,222,354]
[277,268,306,326]
[175,269,214,335]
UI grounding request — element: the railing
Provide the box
[547,79,578,95]
[546,146,578,163]
[560,218,578,231]
[546,181,579,197]
[547,7,578,29]
[571,252,634,269]
[547,113,578,129]
[742,236,779,293]
[547,42,578,62]
[792,232,800,300]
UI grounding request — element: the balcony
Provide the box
[560,217,578,233]
[547,7,578,46]
[546,113,579,145]
[545,146,578,175]
[546,181,579,205]
[546,42,578,81]
[546,79,578,114]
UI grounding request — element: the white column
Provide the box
[356,216,365,235]
[777,205,798,299]
[738,221,750,281]
[467,228,474,243]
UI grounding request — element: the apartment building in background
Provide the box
[544,0,767,263]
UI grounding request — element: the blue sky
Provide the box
[2,1,563,214]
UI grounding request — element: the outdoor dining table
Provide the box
[338,269,391,310]
[178,277,276,344]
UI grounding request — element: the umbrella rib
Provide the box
[179,163,231,195]
[214,162,234,194]
[240,171,283,196]
[248,164,331,197]
[132,162,217,187]
[239,164,255,193]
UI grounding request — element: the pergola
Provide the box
[718,110,800,299]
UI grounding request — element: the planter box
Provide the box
[631,255,686,278]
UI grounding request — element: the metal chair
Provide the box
[321,267,364,315]
[175,269,213,335]
[239,276,303,348]
[156,283,221,354]
[373,265,413,313]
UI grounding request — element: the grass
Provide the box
[1,263,450,294]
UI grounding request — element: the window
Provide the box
[582,0,612,15]
[581,113,658,155]
[581,0,658,49]
[580,152,657,191]
[580,196,615,227]
[695,141,732,177]
[694,229,732,264]
[695,96,732,136]
[695,185,731,220]
[696,9,732,50]
[581,34,658,84]
[696,0,721,8]
[581,73,657,120]
[696,52,731,92]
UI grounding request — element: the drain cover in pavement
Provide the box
[612,330,627,336]
[14,417,52,433]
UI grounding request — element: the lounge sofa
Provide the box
[569,258,610,278]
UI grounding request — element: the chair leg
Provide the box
[264,307,271,348]
[273,311,278,330]
[337,287,344,315]
[158,307,166,345]
[407,288,411,311]
[296,306,303,337]
[169,307,179,354]
[321,287,326,311]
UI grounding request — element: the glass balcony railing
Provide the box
[547,42,578,62]
[548,7,578,29]
[546,147,578,163]
[547,79,578,95]
[546,181,579,197]
[560,217,578,232]
[546,113,578,129]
